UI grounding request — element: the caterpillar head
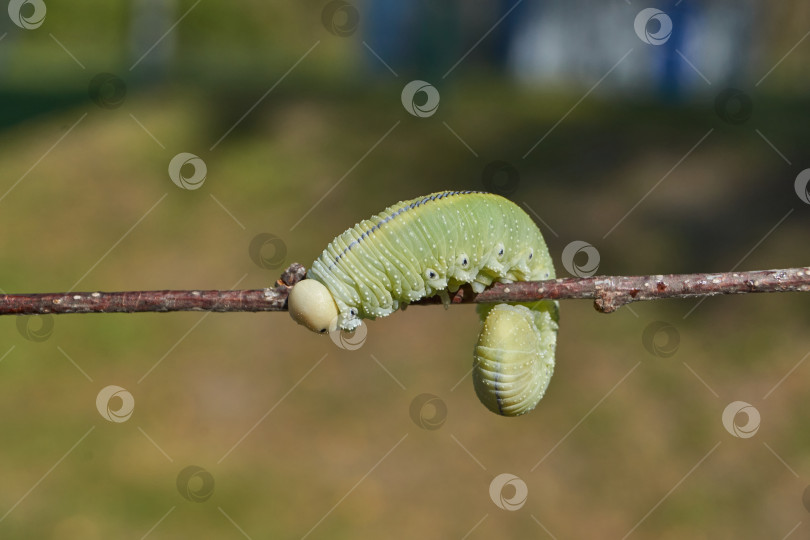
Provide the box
[288,279,340,334]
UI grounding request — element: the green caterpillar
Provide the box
[288,191,559,416]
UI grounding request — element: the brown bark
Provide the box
[0,264,807,315]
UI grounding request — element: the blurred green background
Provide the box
[0,1,809,538]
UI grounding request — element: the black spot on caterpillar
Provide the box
[288,191,559,416]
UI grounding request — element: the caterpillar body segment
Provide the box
[474,302,558,416]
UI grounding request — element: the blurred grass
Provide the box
[0,84,807,539]
[0,2,809,538]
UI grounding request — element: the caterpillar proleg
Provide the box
[288,191,559,416]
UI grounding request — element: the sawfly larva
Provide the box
[288,191,559,416]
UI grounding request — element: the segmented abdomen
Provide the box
[309,191,554,325]
[473,302,558,416]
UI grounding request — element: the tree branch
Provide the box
[0,264,807,316]
[416,266,810,312]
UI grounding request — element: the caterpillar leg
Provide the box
[473,302,558,416]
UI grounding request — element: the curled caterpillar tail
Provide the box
[473,301,559,416]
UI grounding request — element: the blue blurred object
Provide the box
[363,0,756,101]
[659,0,692,101]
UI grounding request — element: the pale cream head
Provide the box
[288,279,339,334]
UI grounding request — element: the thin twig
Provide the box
[0,265,808,316]
[420,266,810,313]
